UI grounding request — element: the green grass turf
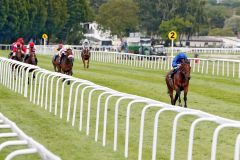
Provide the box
[0,50,240,160]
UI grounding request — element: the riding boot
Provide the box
[169,69,177,86]
[59,55,63,64]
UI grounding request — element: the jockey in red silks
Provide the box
[10,37,27,58]
[26,42,36,54]
[24,42,38,63]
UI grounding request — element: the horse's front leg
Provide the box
[184,88,188,108]
[87,60,89,68]
[82,58,86,69]
[178,91,182,107]
[173,89,180,105]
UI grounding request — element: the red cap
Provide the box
[16,42,21,47]
[17,37,24,45]
[29,42,35,47]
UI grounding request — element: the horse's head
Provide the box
[179,61,191,80]
[29,50,37,65]
[82,48,90,55]
[16,48,23,60]
[65,49,74,64]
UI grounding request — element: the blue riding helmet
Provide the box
[172,52,188,68]
[178,52,187,59]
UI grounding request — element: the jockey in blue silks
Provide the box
[169,52,188,80]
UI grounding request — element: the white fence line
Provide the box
[1,44,240,79]
[2,44,240,54]
[73,50,240,79]
[0,57,240,159]
[0,113,61,160]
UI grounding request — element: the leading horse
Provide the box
[165,61,191,108]
[81,48,90,69]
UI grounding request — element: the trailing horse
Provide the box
[24,50,38,84]
[165,61,191,108]
[81,48,90,69]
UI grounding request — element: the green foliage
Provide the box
[62,0,94,44]
[45,0,68,42]
[90,0,107,12]
[96,0,139,37]
[159,17,193,43]
[224,15,240,35]
[0,0,92,44]
[207,6,226,28]
[208,27,235,36]
[0,0,9,31]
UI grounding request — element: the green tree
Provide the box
[45,0,68,42]
[27,0,48,41]
[62,0,94,44]
[90,0,107,12]
[159,17,192,46]
[0,0,25,42]
[0,0,9,31]
[224,15,240,37]
[96,0,139,37]
[208,27,234,36]
[137,0,207,35]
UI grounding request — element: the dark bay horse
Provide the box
[81,48,90,69]
[24,51,38,66]
[9,48,25,80]
[11,48,24,62]
[24,51,38,83]
[52,49,74,76]
[165,61,191,108]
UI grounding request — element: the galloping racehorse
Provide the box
[81,48,90,69]
[165,61,191,108]
[52,48,74,76]
[9,48,25,80]
[24,50,38,83]
[24,51,38,65]
[11,48,24,62]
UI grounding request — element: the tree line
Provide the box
[0,0,240,44]
[0,0,93,44]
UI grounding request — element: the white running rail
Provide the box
[0,113,61,160]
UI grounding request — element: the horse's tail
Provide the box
[165,71,172,94]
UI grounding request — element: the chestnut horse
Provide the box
[81,48,90,69]
[165,61,191,108]
[52,48,74,76]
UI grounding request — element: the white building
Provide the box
[82,22,115,47]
